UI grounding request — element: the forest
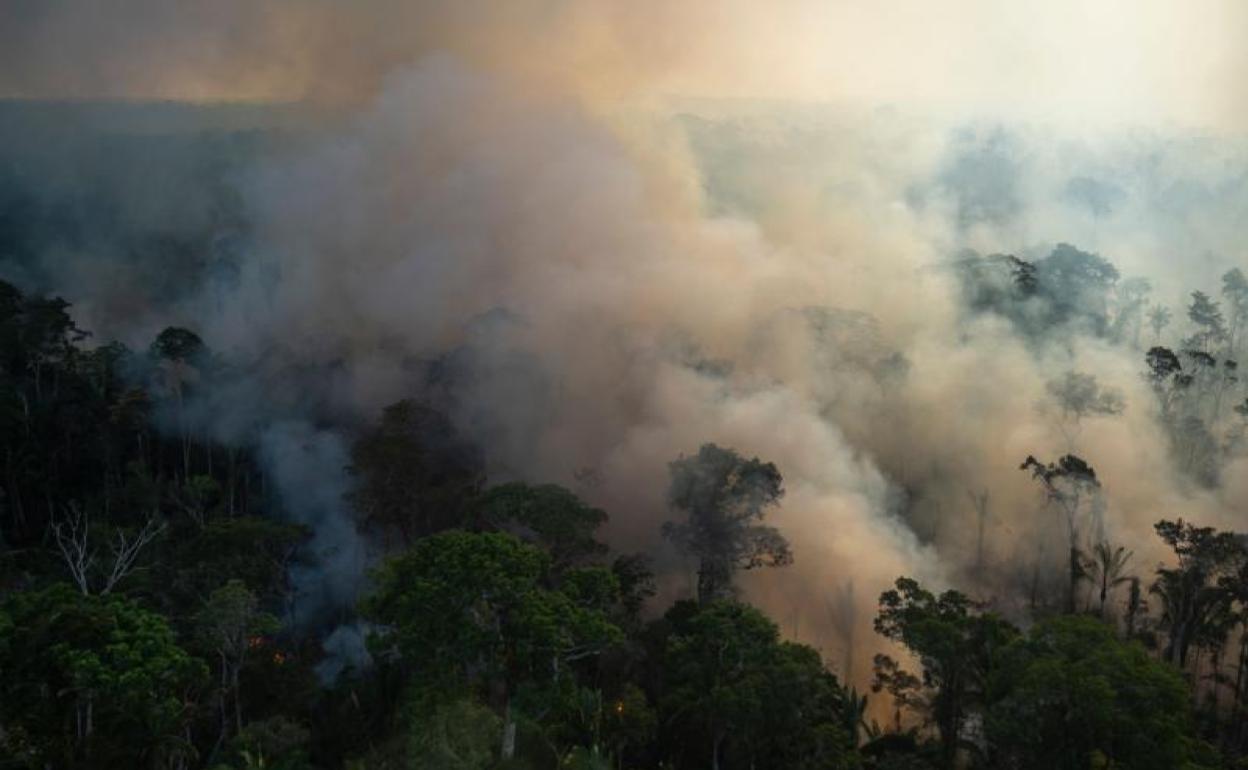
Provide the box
[1,254,1247,768]
[5,2,1248,769]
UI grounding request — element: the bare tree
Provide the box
[51,503,94,595]
[51,503,165,595]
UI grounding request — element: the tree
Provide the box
[50,503,165,596]
[1083,541,1134,619]
[477,482,608,572]
[871,653,923,735]
[1185,291,1228,354]
[196,580,280,747]
[152,516,308,622]
[1020,454,1103,612]
[0,584,206,768]
[1145,346,1190,420]
[661,601,856,770]
[362,531,621,760]
[148,326,207,481]
[986,616,1209,770]
[662,443,790,605]
[226,715,312,770]
[1034,243,1121,335]
[1150,520,1244,667]
[346,400,484,546]
[1148,304,1173,345]
[873,577,1018,768]
[405,698,500,770]
[1110,276,1152,348]
[1222,267,1248,357]
[1043,371,1125,448]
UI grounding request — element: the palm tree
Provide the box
[1084,542,1134,618]
[839,684,871,746]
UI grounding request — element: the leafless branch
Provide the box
[102,517,166,595]
[51,502,95,595]
[51,504,165,595]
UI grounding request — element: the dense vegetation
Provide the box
[2,253,1248,770]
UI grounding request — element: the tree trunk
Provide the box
[697,557,731,605]
[1235,631,1248,745]
[1067,546,1081,615]
[233,664,243,735]
[500,697,517,760]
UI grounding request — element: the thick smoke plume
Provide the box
[2,0,1247,688]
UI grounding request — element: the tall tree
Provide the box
[1020,454,1103,612]
[195,579,280,747]
[1221,268,1248,358]
[362,531,621,760]
[148,326,207,481]
[662,443,790,605]
[1150,519,1245,667]
[1110,276,1152,348]
[1185,291,1228,354]
[1148,304,1173,345]
[1034,243,1120,335]
[346,399,485,546]
[873,577,1017,769]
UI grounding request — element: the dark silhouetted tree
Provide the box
[873,577,1017,768]
[1084,541,1133,619]
[1020,454,1102,612]
[1150,519,1244,667]
[662,443,790,605]
[346,399,484,546]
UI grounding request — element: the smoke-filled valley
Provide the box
[2,3,1248,769]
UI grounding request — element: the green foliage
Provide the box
[223,716,312,770]
[662,601,858,770]
[0,583,207,767]
[986,616,1210,770]
[363,531,622,695]
[873,578,1017,767]
[478,482,608,570]
[406,698,500,770]
[150,516,308,619]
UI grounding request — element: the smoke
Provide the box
[2,1,1248,688]
[256,422,367,626]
